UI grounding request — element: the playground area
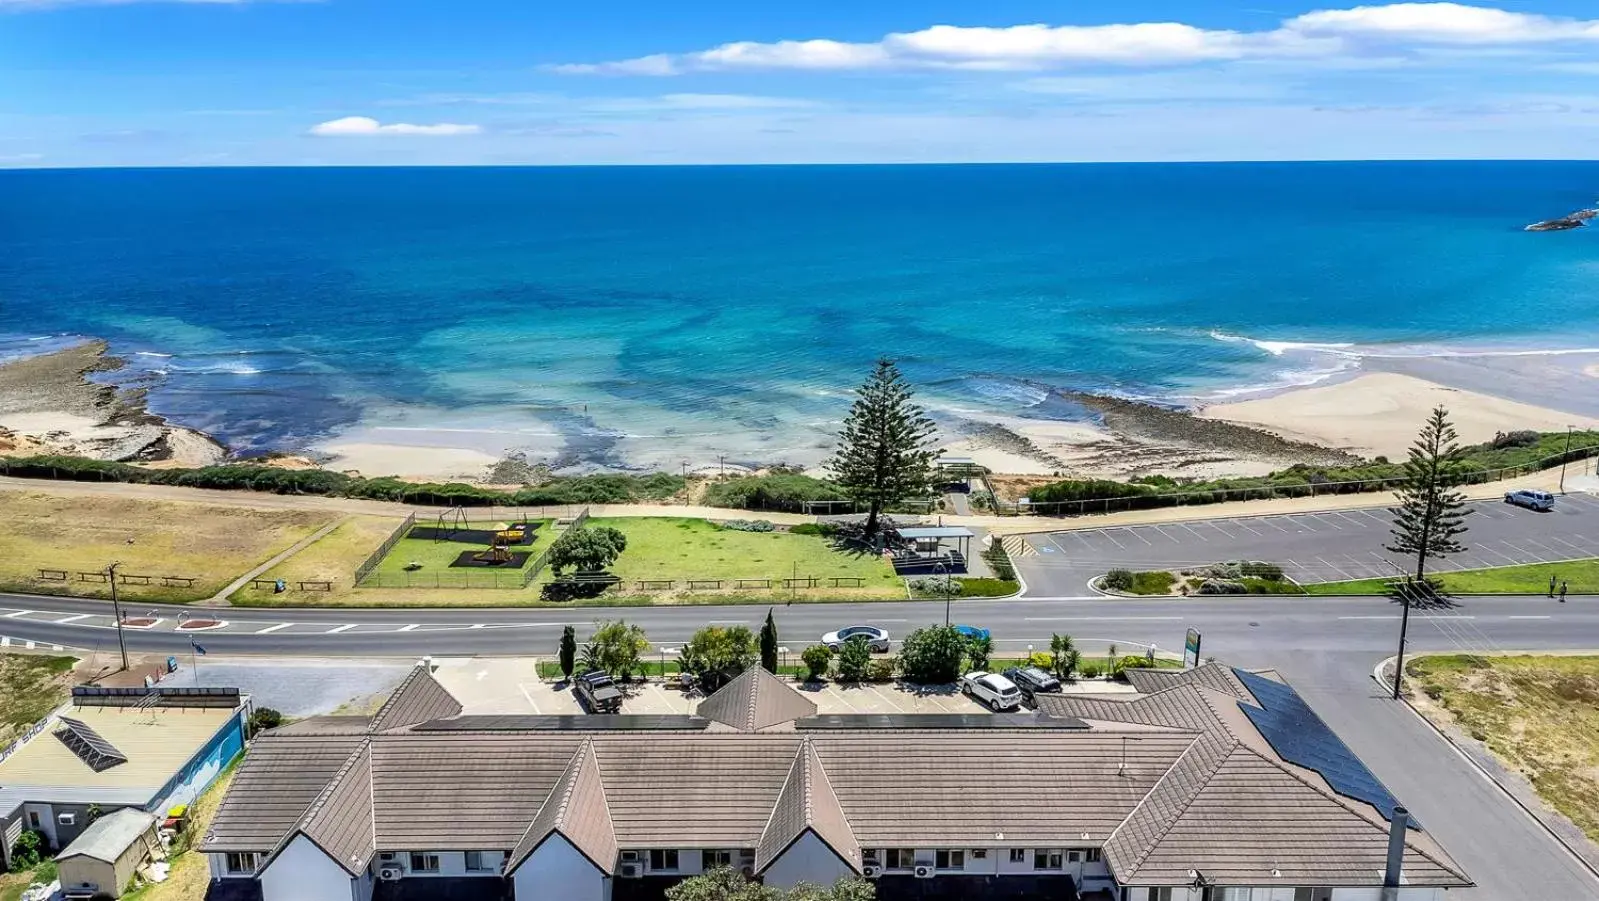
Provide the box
[0,489,333,602]
[362,511,557,587]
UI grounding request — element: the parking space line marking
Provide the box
[1477,544,1522,566]
[1125,528,1154,546]
[826,685,864,713]
[1549,536,1590,555]
[1151,525,1181,543]
[1509,615,1552,620]
[1208,522,1237,539]
[1099,530,1126,550]
[1178,523,1208,540]
[327,624,356,634]
[3,610,33,618]
[519,683,542,715]
[1315,557,1354,580]
[256,623,292,634]
[55,613,91,624]
[1232,519,1264,536]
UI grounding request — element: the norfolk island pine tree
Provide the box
[826,359,938,536]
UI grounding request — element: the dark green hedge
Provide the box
[701,474,847,512]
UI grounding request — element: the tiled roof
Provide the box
[1121,662,1254,702]
[595,734,800,847]
[203,734,367,852]
[696,667,817,733]
[371,666,463,733]
[296,742,377,876]
[756,739,859,873]
[508,739,617,875]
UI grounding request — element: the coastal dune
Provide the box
[1199,372,1599,460]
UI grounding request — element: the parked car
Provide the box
[953,624,991,642]
[573,670,623,713]
[1505,488,1555,511]
[822,625,891,653]
[959,671,1022,711]
[1002,666,1062,702]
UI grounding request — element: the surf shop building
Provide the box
[201,664,1469,901]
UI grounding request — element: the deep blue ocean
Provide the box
[3,162,1598,468]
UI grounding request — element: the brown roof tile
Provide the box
[756,739,859,873]
[509,739,617,875]
[695,668,817,733]
[1122,662,1254,702]
[296,742,377,876]
[371,665,462,733]
[201,734,367,852]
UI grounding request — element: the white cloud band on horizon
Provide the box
[548,2,1599,75]
[308,116,481,137]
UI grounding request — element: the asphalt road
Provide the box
[1016,492,1599,593]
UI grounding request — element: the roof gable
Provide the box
[757,739,859,874]
[508,739,617,876]
[696,667,817,733]
[371,665,463,733]
[296,742,377,876]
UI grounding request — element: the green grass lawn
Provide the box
[589,517,900,592]
[1303,558,1599,596]
[367,519,555,583]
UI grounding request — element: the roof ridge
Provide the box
[1107,732,1235,880]
[551,737,594,829]
[800,737,815,823]
[257,739,371,874]
[757,741,808,845]
[744,671,762,732]
[369,665,423,731]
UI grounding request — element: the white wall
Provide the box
[259,835,354,901]
[512,834,606,901]
[352,870,374,901]
[22,804,57,848]
[1330,890,1441,901]
[764,831,852,890]
[381,849,506,877]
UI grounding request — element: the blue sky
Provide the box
[5,1,1599,166]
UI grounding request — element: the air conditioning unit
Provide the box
[862,865,882,879]
[620,850,640,863]
[618,863,643,879]
[377,867,402,882]
[913,865,934,879]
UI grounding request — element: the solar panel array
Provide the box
[54,715,130,772]
[413,714,712,732]
[797,713,1088,731]
[1232,668,1414,827]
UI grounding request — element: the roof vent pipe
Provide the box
[1383,806,1408,888]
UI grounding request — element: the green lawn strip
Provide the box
[1128,571,1176,595]
[0,654,76,745]
[1408,654,1599,845]
[589,517,900,589]
[1303,558,1599,596]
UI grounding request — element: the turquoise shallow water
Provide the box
[2,161,1598,468]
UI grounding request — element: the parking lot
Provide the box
[1019,491,1599,590]
[431,656,1005,716]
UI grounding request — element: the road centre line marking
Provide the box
[255,623,293,634]
[1509,615,1552,620]
[1024,616,1183,622]
[398,624,421,632]
[327,624,356,634]
[4,610,33,618]
[55,614,91,623]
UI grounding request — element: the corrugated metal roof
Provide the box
[54,808,156,864]
[696,667,817,733]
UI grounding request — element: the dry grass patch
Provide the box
[250,515,405,602]
[0,653,76,746]
[122,764,238,901]
[1410,654,1599,844]
[0,491,332,602]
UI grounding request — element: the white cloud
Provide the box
[307,116,481,137]
[549,3,1599,75]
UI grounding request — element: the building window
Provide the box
[1033,850,1063,870]
[703,850,734,870]
[1084,848,1102,863]
[409,853,440,873]
[1150,889,1172,901]
[1067,850,1081,863]
[935,850,965,870]
[885,849,915,870]
[1294,891,1333,901]
[26,811,41,830]
[863,849,881,866]
[465,851,498,873]
[649,850,679,872]
[224,853,260,875]
[1008,849,1026,864]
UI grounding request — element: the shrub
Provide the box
[1027,651,1054,669]
[1080,663,1103,679]
[548,526,628,575]
[982,538,1017,581]
[836,637,873,682]
[1114,655,1155,675]
[721,519,775,532]
[540,580,611,602]
[1127,571,1176,595]
[1491,430,1540,450]
[801,645,832,682]
[1204,561,1243,580]
[681,625,758,692]
[9,829,45,871]
[899,625,966,684]
[1239,561,1285,581]
[1028,479,1152,504]
[909,577,961,597]
[1103,569,1135,592]
[701,474,848,512]
[247,707,284,736]
[868,658,897,683]
[1197,579,1247,595]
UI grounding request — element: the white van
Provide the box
[959,671,1022,711]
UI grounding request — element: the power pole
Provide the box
[107,562,129,673]
[1560,425,1575,494]
[1392,579,1413,700]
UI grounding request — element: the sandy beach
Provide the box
[1199,372,1599,459]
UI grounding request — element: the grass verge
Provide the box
[1409,654,1599,845]
[1304,558,1599,596]
[0,653,76,746]
[0,491,332,602]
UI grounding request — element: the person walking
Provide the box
[1560,580,1569,603]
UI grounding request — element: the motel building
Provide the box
[202,663,1470,901]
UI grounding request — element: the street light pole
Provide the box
[1560,425,1575,494]
[107,562,128,673]
[1392,580,1412,701]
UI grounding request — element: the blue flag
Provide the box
[191,640,208,656]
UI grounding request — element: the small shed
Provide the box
[55,808,162,899]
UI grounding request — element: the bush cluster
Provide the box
[908,576,961,597]
[720,519,775,532]
[1197,579,1247,595]
[700,473,848,512]
[1103,569,1135,591]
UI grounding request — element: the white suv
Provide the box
[960,671,1022,711]
[1505,489,1555,512]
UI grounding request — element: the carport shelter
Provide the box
[56,808,163,899]
[895,526,974,562]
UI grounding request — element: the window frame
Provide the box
[408,852,441,874]
[934,850,965,870]
[702,849,735,870]
[1084,848,1102,863]
[648,849,680,872]
[885,848,916,870]
[464,851,498,874]
[1033,849,1063,870]
[224,852,260,876]
[1008,848,1026,864]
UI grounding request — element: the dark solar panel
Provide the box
[797,713,1088,730]
[54,715,129,771]
[1232,669,1415,827]
[413,715,711,732]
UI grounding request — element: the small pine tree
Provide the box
[826,359,938,535]
[760,609,779,674]
[559,625,577,680]
[1388,406,1472,582]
